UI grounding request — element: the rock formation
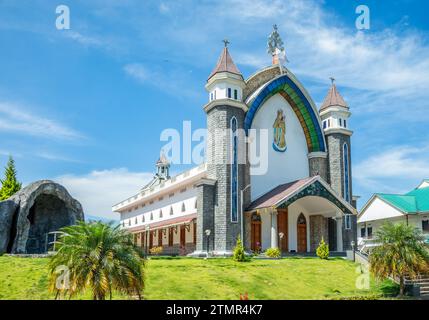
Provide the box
[0,180,84,254]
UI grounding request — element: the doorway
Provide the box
[297,213,307,253]
[277,208,288,253]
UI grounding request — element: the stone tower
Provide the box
[195,41,248,255]
[320,79,353,204]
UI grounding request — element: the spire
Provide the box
[207,40,242,81]
[320,78,348,111]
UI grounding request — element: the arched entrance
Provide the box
[297,213,307,253]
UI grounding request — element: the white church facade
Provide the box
[113,27,358,256]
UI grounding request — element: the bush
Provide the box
[149,246,163,255]
[233,237,247,262]
[316,238,329,259]
[265,247,281,258]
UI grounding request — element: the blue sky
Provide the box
[1,0,429,219]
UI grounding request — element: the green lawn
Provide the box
[0,255,397,300]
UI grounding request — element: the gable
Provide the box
[358,196,404,223]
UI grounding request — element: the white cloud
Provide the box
[63,30,105,47]
[354,145,429,193]
[159,2,170,14]
[55,168,153,220]
[0,102,84,140]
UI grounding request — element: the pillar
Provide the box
[270,210,278,248]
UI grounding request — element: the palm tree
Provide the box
[369,222,429,296]
[48,221,145,300]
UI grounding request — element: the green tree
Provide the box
[233,236,247,262]
[48,221,145,300]
[316,237,329,260]
[369,222,429,296]
[0,156,22,200]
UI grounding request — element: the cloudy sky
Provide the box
[0,0,429,219]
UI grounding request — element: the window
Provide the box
[214,90,216,99]
[210,93,213,101]
[344,214,352,230]
[344,119,347,128]
[128,220,131,226]
[122,221,125,227]
[323,121,327,129]
[181,202,186,212]
[142,215,145,223]
[230,117,238,223]
[159,210,163,218]
[423,220,429,232]
[135,217,137,225]
[170,206,174,215]
[195,200,198,209]
[360,227,366,237]
[227,88,232,98]
[343,143,350,202]
[328,119,330,127]
[339,118,342,126]
[150,212,153,220]
[367,227,373,238]
[234,89,238,100]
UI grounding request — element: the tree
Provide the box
[0,156,22,200]
[369,222,429,296]
[233,236,247,262]
[316,237,329,260]
[48,221,145,300]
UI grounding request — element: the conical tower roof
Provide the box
[320,81,348,111]
[207,45,242,81]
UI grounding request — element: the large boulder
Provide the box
[0,180,84,254]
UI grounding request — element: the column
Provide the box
[270,209,278,248]
[336,213,343,251]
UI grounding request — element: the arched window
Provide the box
[181,202,186,212]
[170,206,173,215]
[230,117,238,223]
[343,143,350,202]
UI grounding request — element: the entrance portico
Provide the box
[245,176,357,254]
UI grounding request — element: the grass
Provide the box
[0,255,397,300]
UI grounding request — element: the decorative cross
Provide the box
[330,77,336,85]
[222,39,230,47]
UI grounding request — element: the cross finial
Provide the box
[222,39,230,47]
[273,24,278,31]
[330,77,336,85]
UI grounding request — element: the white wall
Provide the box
[121,187,197,229]
[358,197,404,223]
[249,94,309,200]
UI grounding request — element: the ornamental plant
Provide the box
[233,236,247,262]
[316,237,329,259]
[149,246,163,256]
[265,247,281,258]
[0,156,22,200]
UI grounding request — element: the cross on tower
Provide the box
[222,39,230,47]
[330,77,336,85]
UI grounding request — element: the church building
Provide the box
[113,26,358,256]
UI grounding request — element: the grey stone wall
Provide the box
[196,180,215,252]
[206,104,246,252]
[326,133,352,202]
[308,156,328,182]
[243,66,281,101]
[309,215,329,251]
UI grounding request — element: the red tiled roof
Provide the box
[320,83,348,111]
[247,177,317,211]
[127,213,197,233]
[207,47,242,81]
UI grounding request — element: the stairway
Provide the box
[405,276,429,297]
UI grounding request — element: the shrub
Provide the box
[149,246,163,256]
[233,237,246,262]
[265,247,281,258]
[316,238,329,259]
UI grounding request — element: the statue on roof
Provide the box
[267,24,284,55]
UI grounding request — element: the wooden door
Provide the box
[277,209,288,253]
[251,221,261,252]
[297,213,307,253]
[168,228,174,247]
[180,225,186,247]
[158,229,163,247]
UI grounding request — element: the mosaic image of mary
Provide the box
[273,109,287,152]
